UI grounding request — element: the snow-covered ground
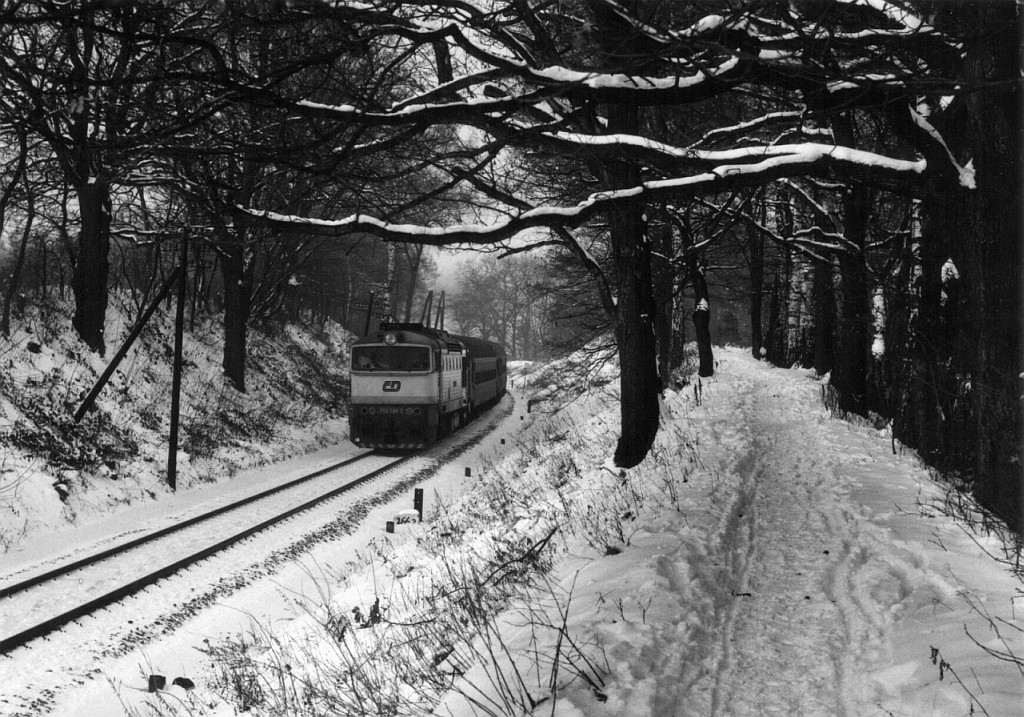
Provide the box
[0,302,354,553]
[502,348,1023,717]
[2,347,1021,716]
[0,394,520,716]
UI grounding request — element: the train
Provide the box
[349,322,507,449]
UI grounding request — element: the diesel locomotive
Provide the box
[349,322,507,449]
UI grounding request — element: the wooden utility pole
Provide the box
[167,232,188,491]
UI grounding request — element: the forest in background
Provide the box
[0,0,1019,528]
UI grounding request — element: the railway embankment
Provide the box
[0,298,354,554]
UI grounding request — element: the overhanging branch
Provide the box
[237,142,928,245]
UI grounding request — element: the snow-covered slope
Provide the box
[0,300,353,553]
[5,345,1018,717]
[109,346,1018,717]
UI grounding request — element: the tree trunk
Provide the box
[670,287,687,370]
[0,129,28,256]
[765,248,792,366]
[385,240,396,318]
[691,263,714,378]
[2,194,35,337]
[909,211,947,463]
[812,258,835,376]
[651,217,675,385]
[747,231,764,359]
[402,244,423,322]
[71,181,112,355]
[833,231,871,415]
[221,234,252,392]
[606,105,660,469]
[190,243,203,331]
[921,2,1021,527]
[609,200,661,468]
[829,111,872,416]
[584,0,663,468]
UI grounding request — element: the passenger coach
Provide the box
[349,322,507,449]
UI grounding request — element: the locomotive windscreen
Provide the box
[352,346,431,372]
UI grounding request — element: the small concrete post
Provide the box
[386,521,395,533]
[414,488,424,522]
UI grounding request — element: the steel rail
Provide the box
[0,452,413,654]
[0,451,378,601]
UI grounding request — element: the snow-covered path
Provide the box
[687,377,859,716]
[531,348,1021,717]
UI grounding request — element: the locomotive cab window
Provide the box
[352,346,431,372]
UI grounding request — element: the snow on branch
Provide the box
[826,73,913,93]
[688,112,806,147]
[660,0,945,48]
[540,133,925,178]
[389,67,506,113]
[909,104,976,189]
[239,143,925,244]
[527,55,741,91]
[839,0,933,34]
[437,18,745,96]
[249,0,963,141]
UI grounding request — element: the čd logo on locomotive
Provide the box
[383,381,401,392]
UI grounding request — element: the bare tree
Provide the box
[5,0,1010,505]
[226,0,1005,471]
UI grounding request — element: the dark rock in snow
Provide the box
[26,341,42,354]
[172,677,195,690]
[148,675,166,692]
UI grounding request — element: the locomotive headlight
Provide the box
[384,332,398,345]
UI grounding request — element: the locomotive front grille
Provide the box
[350,404,434,449]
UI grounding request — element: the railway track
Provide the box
[0,449,414,655]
